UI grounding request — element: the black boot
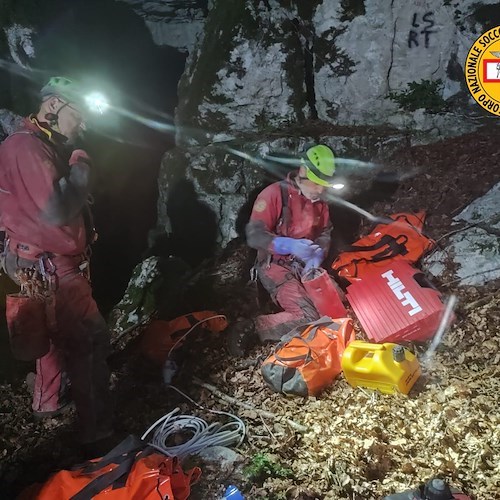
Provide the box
[226,318,257,357]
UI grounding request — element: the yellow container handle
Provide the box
[348,341,388,352]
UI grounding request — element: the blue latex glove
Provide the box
[273,237,314,260]
[303,246,325,272]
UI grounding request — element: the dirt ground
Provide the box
[0,124,499,499]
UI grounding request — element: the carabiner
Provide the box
[250,266,258,282]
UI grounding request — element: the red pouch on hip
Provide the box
[6,293,50,361]
[301,268,347,319]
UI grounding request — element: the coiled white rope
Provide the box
[141,404,246,460]
[141,314,245,460]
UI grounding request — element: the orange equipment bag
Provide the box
[19,435,201,500]
[261,316,355,397]
[331,212,435,283]
[140,311,228,364]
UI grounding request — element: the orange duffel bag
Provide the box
[19,435,201,500]
[261,316,355,397]
[331,211,435,283]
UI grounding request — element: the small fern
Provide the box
[243,453,294,484]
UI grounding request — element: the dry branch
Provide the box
[193,377,308,433]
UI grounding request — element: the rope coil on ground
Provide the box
[141,407,245,460]
[141,313,245,459]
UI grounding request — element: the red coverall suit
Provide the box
[245,172,332,341]
[0,117,112,445]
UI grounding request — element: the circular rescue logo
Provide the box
[253,198,267,212]
[465,26,500,116]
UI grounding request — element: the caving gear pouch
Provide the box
[331,212,435,283]
[18,434,201,500]
[6,293,50,361]
[140,311,228,364]
[301,268,347,319]
[261,316,355,397]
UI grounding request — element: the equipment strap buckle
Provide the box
[79,259,91,281]
[250,266,258,282]
[38,254,55,277]
[38,253,57,291]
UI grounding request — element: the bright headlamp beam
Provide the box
[85,92,109,114]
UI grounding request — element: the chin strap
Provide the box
[44,100,71,128]
[296,177,321,202]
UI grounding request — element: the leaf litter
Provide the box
[1,126,500,499]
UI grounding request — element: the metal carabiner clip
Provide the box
[39,254,55,278]
[250,266,258,282]
[38,254,57,291]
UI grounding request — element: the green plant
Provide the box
[244,453,294,484]
[388,79,447,113]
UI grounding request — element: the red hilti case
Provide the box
[346,261,450,343]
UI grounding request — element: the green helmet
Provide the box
[40,76,110,115]
[301,144,336,187]
[40,76,86,108]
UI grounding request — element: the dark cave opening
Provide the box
[25,0,188,313]
[0,0,187,382]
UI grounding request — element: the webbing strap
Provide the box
[71,457,136,500]
[393,213,426,231]
[274,316,339,363]
[277,181,290,232]
[274,333,313,363]
[335,234,410,278]
[344,234,409,259]
[279,316,337,344]
[111,447,157,490]
[73,435,144,473]
[70,436,158,499]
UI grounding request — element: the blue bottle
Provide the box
[162,358,178,384]
[222,485,244,500]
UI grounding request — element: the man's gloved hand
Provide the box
[69,149,91,167]
[303,246,325,272]
[273,237,315,261]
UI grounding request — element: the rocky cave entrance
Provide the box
[0,0,187,383]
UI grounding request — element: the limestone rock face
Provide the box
[3,24,36,68]
[425,182,500,286]
[175,0,309,146]
[158,137,304,246]
[174,0,498,143]
[158,0,498,247]
[158,129,408,246]
[116,0,208,52]
[313,0,499,132]
[0,109,23,141]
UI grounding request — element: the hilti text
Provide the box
[381,270,423,316]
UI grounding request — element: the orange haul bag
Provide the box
[19,435,201,500]
[261,316,355,397]
[331,212,435,282]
